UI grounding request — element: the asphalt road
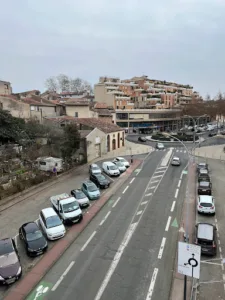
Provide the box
[195,157,225,300]
[26,148,189,300]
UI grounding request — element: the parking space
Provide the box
[196,158,225,300]
[0,158,131,297]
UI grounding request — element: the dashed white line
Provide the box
[223,274,225,282]
[94,223,138,300]
[99,211,111,226]
[122,186,129,194]
[145,193,152,197]
[141,201,148,206]
[52,261,75,291]
[137,211,142,216]
[175,188,179,198]
[130,178,135,184]
[136,170,141,175]
[154,170,165,174]
[221,264,224,271]
[165,216,172,232]
[148,186,156,190]
[80,231,96,252]
[218,240,221,245]
[157,166,167,170]
[219,247,222,253]
[112,197,121,208]
[152,175,163,179]
[215,218,218,223]
[178,180,181,188]
[158,237,166,259]
[145,268,159,300]
[171,201,176,212]
[150,180,159,184]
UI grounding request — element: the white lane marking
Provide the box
[80,231,96,252]
[175,188,179,198]
[178,180,181,188]
[145,268,159,300]
[165,216,172,232]
[171,201,176,212]
[122,186,129,194]
[160,148,173,167]
[99,211,111,226]
[154,170,165,174]
[215,218,218,223]
[157,166,167,170]
[158,237,166,259]
[94,223,138,300]
[145,193,152,197]
[219,247,222,253]
[150,180,159,184]
[184,151,186,153]
[51,261,75,291]
[152,175,163,179]
[218,240,221,245]
[148,186,156,190]
[112,197,121,208]
[141,201,148,206]
[130,178,135,184]
[137,211,142,216]
[136,170,141,175]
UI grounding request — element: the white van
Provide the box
[39,207,66,241]
[102,161,120,177]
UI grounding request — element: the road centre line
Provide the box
[141,201,148,206]
[145,268,159,300]
[112,197,121,208]
[178,180,181,188]
[52,261,75,291]
[80,231,96,252]
[122,186,129,194]
[99,211,111,226]
[174,188,179,198]
[94,222,138,300]
[158,237,166,259]
[130,178,135,184]
[171,201,176,212]
[165,216,172,232]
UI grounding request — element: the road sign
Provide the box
[182,170,188,175]
[26,281,53,300]
[179,226,185,233]
[171,218,178,228]
[178,242,201,279]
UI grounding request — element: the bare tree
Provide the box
[45,77,58,92]
[205,94,211,101]
[216,91,224,101]
[56,74,70,92]
[70,78,82,93]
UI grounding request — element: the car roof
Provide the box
[104,161,115,166]
[197,223,213,240]
[84,180,95,186]
[41,207,57,218]
[198,163,207,166]
[173,157,180,160]
[116,157,124,160]
[23,222,38,233]
[199,195,213,202]
[91,163,99,167]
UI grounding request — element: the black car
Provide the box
[198,174,210,183]
[195,223,217,256]
[198,181,212,195]
[138,136,147,142]
[208,132,217,137]
[19,222,48,257]
[90,173,110,189]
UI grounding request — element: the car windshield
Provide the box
[74,191,85,199]
[26,230,43,242]
[0,241,14,256]
[200,169,208,174]
[92,166,99,171]
[173,158,179,161]
[46,216,62,228]
[87,184,98,192]
[96,175,106,181]
[199,164,206,168]
[109,165,117,170]
[200,182,210,187]
[200,202,212,207]
[119,158,126,163]
[62,201,79,213]
[115,162,123,167]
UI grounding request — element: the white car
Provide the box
[39,208,66,240]
[171,157,181,166]
[71,189,90,207]
[113,161,126,173]
[102,161,120,176]
[113,157,130,168]
[156,143,165,150]
[197,195,215,215]
[89,163,102,175]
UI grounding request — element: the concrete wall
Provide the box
[0,96,31,119]
[66,105,91,118]
[86,128,107,162]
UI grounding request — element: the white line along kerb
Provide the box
[52,261,75,291]
[112,197,121,208]
[99,211,111,226]
[130,178,135,184]
[158,237,166,259]
[122,186,129,194]
[171,201,176,212]
[165,216,171,232]
[174,188,179,199]
[80,231,96,252]
[145,268,159,300]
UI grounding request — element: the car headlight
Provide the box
[17,267,22,275]
[0,275,4,280]
[28,248,35,252]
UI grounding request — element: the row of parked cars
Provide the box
[195,162,217,256]
[0,157,130,285]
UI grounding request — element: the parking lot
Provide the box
[0,158,131,297]
[195,158,225,299]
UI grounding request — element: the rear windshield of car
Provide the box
[87,184,98,192]
[0,240,14,255]
[199,182,210,187]
[96,174,106,181]
[26,230,43,242]
[200,202,213,207]
[75,190,85,199]
[46,216,62,228]
[198,239,213,246]
[200,169,208,174]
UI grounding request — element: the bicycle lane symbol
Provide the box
[26,281,53,300]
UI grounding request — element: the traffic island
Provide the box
[4,159,142,300]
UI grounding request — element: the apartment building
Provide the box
[0,80,12,95]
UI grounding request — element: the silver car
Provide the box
[171,157,180,166]
[89,163,101,175]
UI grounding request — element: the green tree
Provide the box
[60,123,81,160]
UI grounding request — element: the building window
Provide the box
[75,112,78,117]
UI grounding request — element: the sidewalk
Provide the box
[194,144,225,160]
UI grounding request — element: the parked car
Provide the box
[39,208,66,240]
[71,189,90,207]
[102,161,120,177]
[198,181,212,195]
[113,157,130,168]
[156,142,165,150]
[197,195,215,214]
[199,168,209,176]
[19,222,48,257]
[113,161,126,173]
[81,180,100,200]
[197,163,208,173]
[138,136,147,142]
[90,173,110,189]
[89,163,102,175]
[171,156,181,166]
[208,132,217,137]
[0,238,22,285]
[195,223,217,256]
[198,174,211,183]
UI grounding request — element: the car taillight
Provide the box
[199,205,203,208]
[211,206,214,209]
[213,242,216,248]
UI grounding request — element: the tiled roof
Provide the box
[74,118,123,133]
[94,103,108,109]
[65,98,89,106]
[43,116,75,124]
[22,98,56,106]
[79,130,92,138]
[97,109,113,116]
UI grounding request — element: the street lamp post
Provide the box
[184,114,208,144]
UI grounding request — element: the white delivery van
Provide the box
[36,157,63,172]
[102,161,120,177]
[50,193,83,224]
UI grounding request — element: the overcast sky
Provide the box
[1,0,225,98]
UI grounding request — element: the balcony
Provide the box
[115,96,131,100]
[106,86,119,90]
[107,91,124,95]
